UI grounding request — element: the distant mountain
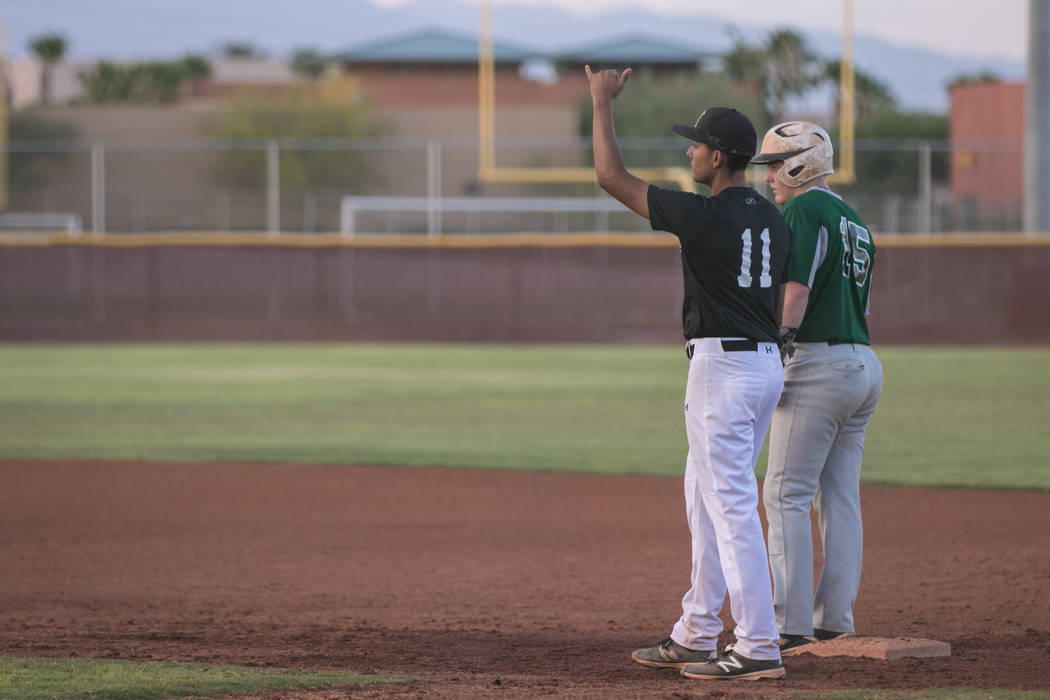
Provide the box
[6,0,1023,112]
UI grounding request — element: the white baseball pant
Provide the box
[670,337,783,661]
[763,342,882,636]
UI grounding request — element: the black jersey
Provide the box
[648,184,791,342]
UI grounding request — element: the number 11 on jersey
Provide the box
[737,228,772,289]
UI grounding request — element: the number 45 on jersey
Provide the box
[840,217,871,287]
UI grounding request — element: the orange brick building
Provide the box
[949,81,1025,225]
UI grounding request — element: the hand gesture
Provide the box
[585,64,632,101]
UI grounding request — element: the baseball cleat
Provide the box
[777,633,818,656]
[631,637,717,669]
[681,650,785,680]
[777,629,853,656]
[814,628,852,641]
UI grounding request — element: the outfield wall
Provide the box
[2,233,1048,344]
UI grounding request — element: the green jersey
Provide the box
[781,188,874,345]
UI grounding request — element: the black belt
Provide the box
[686,339,759,359]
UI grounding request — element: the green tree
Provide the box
[77,56,212,104]
[824,59,897,121]
[832,110,949,196]
[8,111,78,190]
[180,54,212,81]
[291,48,326,80]
[179,54,212,96]
[28,34,67,106]
[766,30,824,122]
[204,78,390,192]
[946,72,1001,91]
[723,29,823,122]
[578,70,766,168]
[221,42,266,59]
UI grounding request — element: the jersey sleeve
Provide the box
[782,198,829,288]
[647,184,713,240]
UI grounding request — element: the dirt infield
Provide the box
[2,460,1048,697]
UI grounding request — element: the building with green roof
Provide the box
[553,34,717,76]
[336,27,544,76]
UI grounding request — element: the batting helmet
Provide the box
[751,121,834,187]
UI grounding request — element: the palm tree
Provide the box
[722,29,823,123]
[291,48,326,80]
[825,60,897,121]
[29,34,67,106]
[723,42,771,122]
[765,30,823,122]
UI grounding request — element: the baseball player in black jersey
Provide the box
[585,65,790,681]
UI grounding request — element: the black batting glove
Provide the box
[777,327,798,365]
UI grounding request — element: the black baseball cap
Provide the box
[672,107,757,159]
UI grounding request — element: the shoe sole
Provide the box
[632,655,686,669]
[681,666,786,681]
[631,654,705,669]
[632,652,716,669]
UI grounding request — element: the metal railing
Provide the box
[3,136,1028,235]
[0,212,83,234]
[340,196,632,237]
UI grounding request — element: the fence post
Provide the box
[216,190,230,231]
[304,191,316,232]
[596,204,609,232]
[427,141,442,238]
[91,142,106,236]
[882,196,899,233]
[1025,0,1050,233]
[918,141,932,233]
[339,197,356,237]
[266,140,280,236]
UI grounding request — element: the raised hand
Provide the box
[585,64,632,100]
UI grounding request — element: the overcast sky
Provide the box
[0,0,1029,65]
[379,0,1030,63]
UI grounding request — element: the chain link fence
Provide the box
[3,136,1023,235]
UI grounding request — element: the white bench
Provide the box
[340,196,631,237]
[0,212,83,235]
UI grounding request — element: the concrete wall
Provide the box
[2,239,1048,344]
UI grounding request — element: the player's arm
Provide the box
[780,281,810,328]
[777,215,808,361]
[585,65,649,219]
[779,202,821,328]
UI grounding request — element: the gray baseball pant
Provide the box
[763,342,882,636]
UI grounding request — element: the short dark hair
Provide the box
[725,152,752,173]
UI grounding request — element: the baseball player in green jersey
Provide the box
[750,122,883,655]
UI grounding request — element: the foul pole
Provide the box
[1025,0,1050,232]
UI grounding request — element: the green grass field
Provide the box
[807,691,1050,699]
[0,657,404,700]
[0,343,1047,490]
[1,657,1042,700]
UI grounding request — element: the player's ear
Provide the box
[711,149,725,170]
